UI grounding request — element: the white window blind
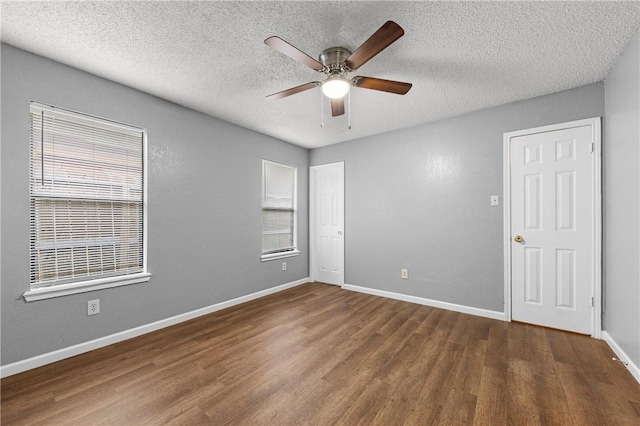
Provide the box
[29,103,145,289]
[262,160,297,255]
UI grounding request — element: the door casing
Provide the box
[503,118,602,338]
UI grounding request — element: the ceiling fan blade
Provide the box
[265,36,326,72]
[344,21,404,70]
[266,82,319,100]
[331,98,345,117]
[352,76,412,95]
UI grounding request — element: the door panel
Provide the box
[555,249,575,309]
[524,174,541,230]
[524,247,542,304]
[511,125,593,334]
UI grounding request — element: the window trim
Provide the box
[260,159,299,261]
[23,102,151,301]
[23,272,151,302]
[260,250,300,262]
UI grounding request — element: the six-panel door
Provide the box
[511,125,594,334]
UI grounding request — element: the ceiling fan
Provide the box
[264,21,412,118]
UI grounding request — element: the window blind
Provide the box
[262,160,296,254]
[29,103,145,288]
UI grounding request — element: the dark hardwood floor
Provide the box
[2,283,639,425]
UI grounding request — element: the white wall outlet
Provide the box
[282,261,287,271]
[401,269,409,279]
[88,299,100,316]
[490,195,500,206]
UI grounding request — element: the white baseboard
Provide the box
[0,278,309,379]
[342,284,506,321]
[602,331,640,384]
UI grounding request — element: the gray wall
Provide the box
[1,44,309,366]
[311,83,604,312]
[604,32,640,369]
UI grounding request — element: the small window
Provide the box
[261,160,299,261]
[25,102,150,301]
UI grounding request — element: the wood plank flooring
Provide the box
[2,283,639,425]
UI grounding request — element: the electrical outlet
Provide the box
[282,261,287,271]
[401,269,409,279]
[88,299,100,316]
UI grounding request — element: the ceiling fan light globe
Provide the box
[322,78,350,99]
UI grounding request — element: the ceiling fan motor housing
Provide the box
[319,47,352,74]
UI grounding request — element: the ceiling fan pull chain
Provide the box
[320,90,325,128]
[348,90,352,130]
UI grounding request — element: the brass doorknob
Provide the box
[514,235,524,243]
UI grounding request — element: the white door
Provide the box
[509,121,598,335]
[310,162,344,285]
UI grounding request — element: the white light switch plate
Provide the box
[490,195,500,206]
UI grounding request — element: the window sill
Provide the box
[261,250,300,262]
[23,272,152,302]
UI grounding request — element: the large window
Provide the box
[261,160,299,261]
[25,102,150,301]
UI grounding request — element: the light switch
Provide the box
[490,195,500,206]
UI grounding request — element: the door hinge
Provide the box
[590,142,594,153]
[591,297,594,307]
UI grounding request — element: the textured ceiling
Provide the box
[2,1,640,149]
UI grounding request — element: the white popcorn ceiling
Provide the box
[2,1,640,149]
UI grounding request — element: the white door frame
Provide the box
[310,162,345,285]
[503,117,602,338]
